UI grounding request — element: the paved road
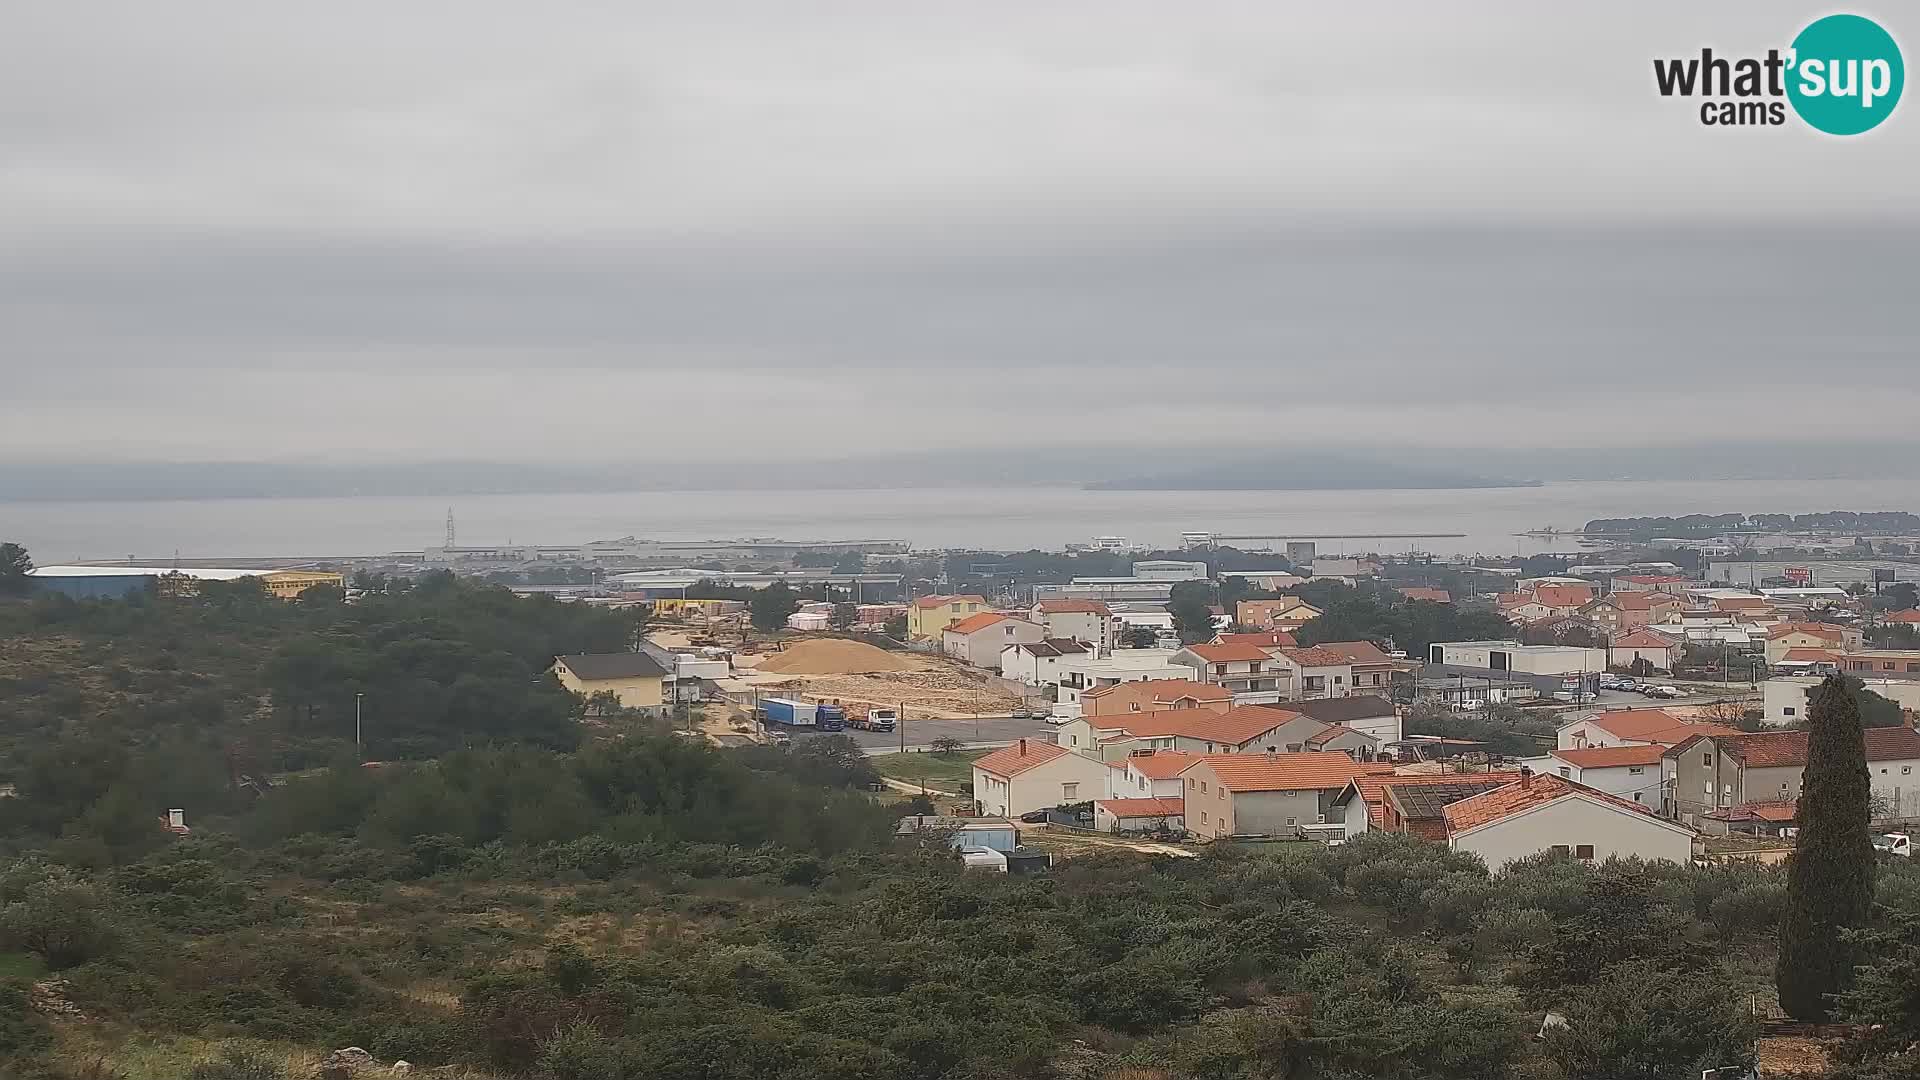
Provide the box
[788,714,1058,753]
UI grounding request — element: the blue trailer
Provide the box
[760,697,817,728]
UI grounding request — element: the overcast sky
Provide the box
[3,2,1916,464]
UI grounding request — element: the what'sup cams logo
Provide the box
[1654,13,1903,133]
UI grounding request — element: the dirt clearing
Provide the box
[750,638,922,675]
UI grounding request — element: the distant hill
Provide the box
[1086,456,1537,491]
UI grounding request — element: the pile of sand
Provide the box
[753,638,922,675]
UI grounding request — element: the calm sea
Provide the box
[5,477,1920,563]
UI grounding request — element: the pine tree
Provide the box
[1776,674,1876,1021]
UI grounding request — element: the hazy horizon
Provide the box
[4,1,1917,468]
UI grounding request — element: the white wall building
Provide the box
[1765,675,1920,726]
[1442,774,1695,868]
[999,639,1090,686]
[1428,640,1608,676]
[1518,745,1667,807]
[970,739,1115,817]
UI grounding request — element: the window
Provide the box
[1062,783,1078,800]
[1628,766,1644,775]
[1188,777,1195,789]
[1906,767,1913,775]
[1633,792,1643,802]
[1702,753,1712,767]
[1784,707,1796,716]
[1576,844,1595,860]
[1557,766,1571,778]
[1218,788,1225,801]
[1552,844,1571,855]
[1286,817,1296,827]
[1334,676,1344,684]
[1200,811,1209,824]
[1200,781,1208,793]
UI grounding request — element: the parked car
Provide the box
[1019,809,1050,823]
[1044,714,1074,727]
[1010,705,1035,719]
[1645,685,1684,699]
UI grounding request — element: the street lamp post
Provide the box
[355,692,365,750]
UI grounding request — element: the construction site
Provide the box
[731,637,1022,718]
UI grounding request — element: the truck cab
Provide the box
[815,703,846,731]
[1875,832,1913,858]
[863,707,897,732]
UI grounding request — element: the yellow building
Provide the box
[906,594,991,640]
[649,597,747,619]
[553,652,670,714]
[260,570,346,600]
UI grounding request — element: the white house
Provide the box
[1763,675,1920,726]
[1607,629,1682,673]
[1429,641,1608,676]
[1441,773,1696,868]
[1030,600,1121,654]
[1109,748,1203,800]
[1092,797,1186,834]
[1054,650,1191,705]
[999,638,1090,686]
[1171,643,1294,703]
[1555,708,1740,751]
[942,613,1045,668]
[970,739,1115,817]
[1518,745,1666,807]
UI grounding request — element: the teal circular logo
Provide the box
[1787,14,1904,135]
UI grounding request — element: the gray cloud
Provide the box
[2,1,1916,463]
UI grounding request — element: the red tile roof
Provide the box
[1885,610,1920,625]
[1688,726,1920,769]
[972,738,1071,778]
[1096,706,1306,746]
[1094,796,1185,818]
[1035,600,1113,616]
[944,612,1013,636]
[1184,642,1275,663]
[1705,800,1798,823]
[1187,752,1390,793]
[1611,630,1678,649]
[1218,630,1298,648]
[1306,724,1364,747]
[1311,640,1395,665]
[1442,773,1657,835]
[1081,679,1230,706]
[1122,749,1203,779]
[1346,771,1524,829]
[1534,585,1596,609]
[1551,744,1668,769]
[1279,645,1354,667]
[1572,709,1743,746]
[1780,647,1841,663]
[1767,622,1849,641]
[1713,596,1774,611]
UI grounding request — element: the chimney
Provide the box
[1520,766,1532,789]
[1018,738,1028,756]
[1266,750,1278,762]
[167,809,185,829]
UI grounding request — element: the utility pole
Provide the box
[899,701,906,755]
[354,692,365,751]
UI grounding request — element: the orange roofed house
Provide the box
[1057,705,1342,760]
[941,612,1044,667]
[1082,678,1232,717]
[1556,708,1742,751]
[906,594,990,640]
[1763,622,1864,665]
[1028,599,1121,654]
[1332,772,1524,839]
[1440,772,1695,868]
[1179,752,1389,839]
[970,738,1117,818]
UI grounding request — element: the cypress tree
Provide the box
[1776,674,1876,1020]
